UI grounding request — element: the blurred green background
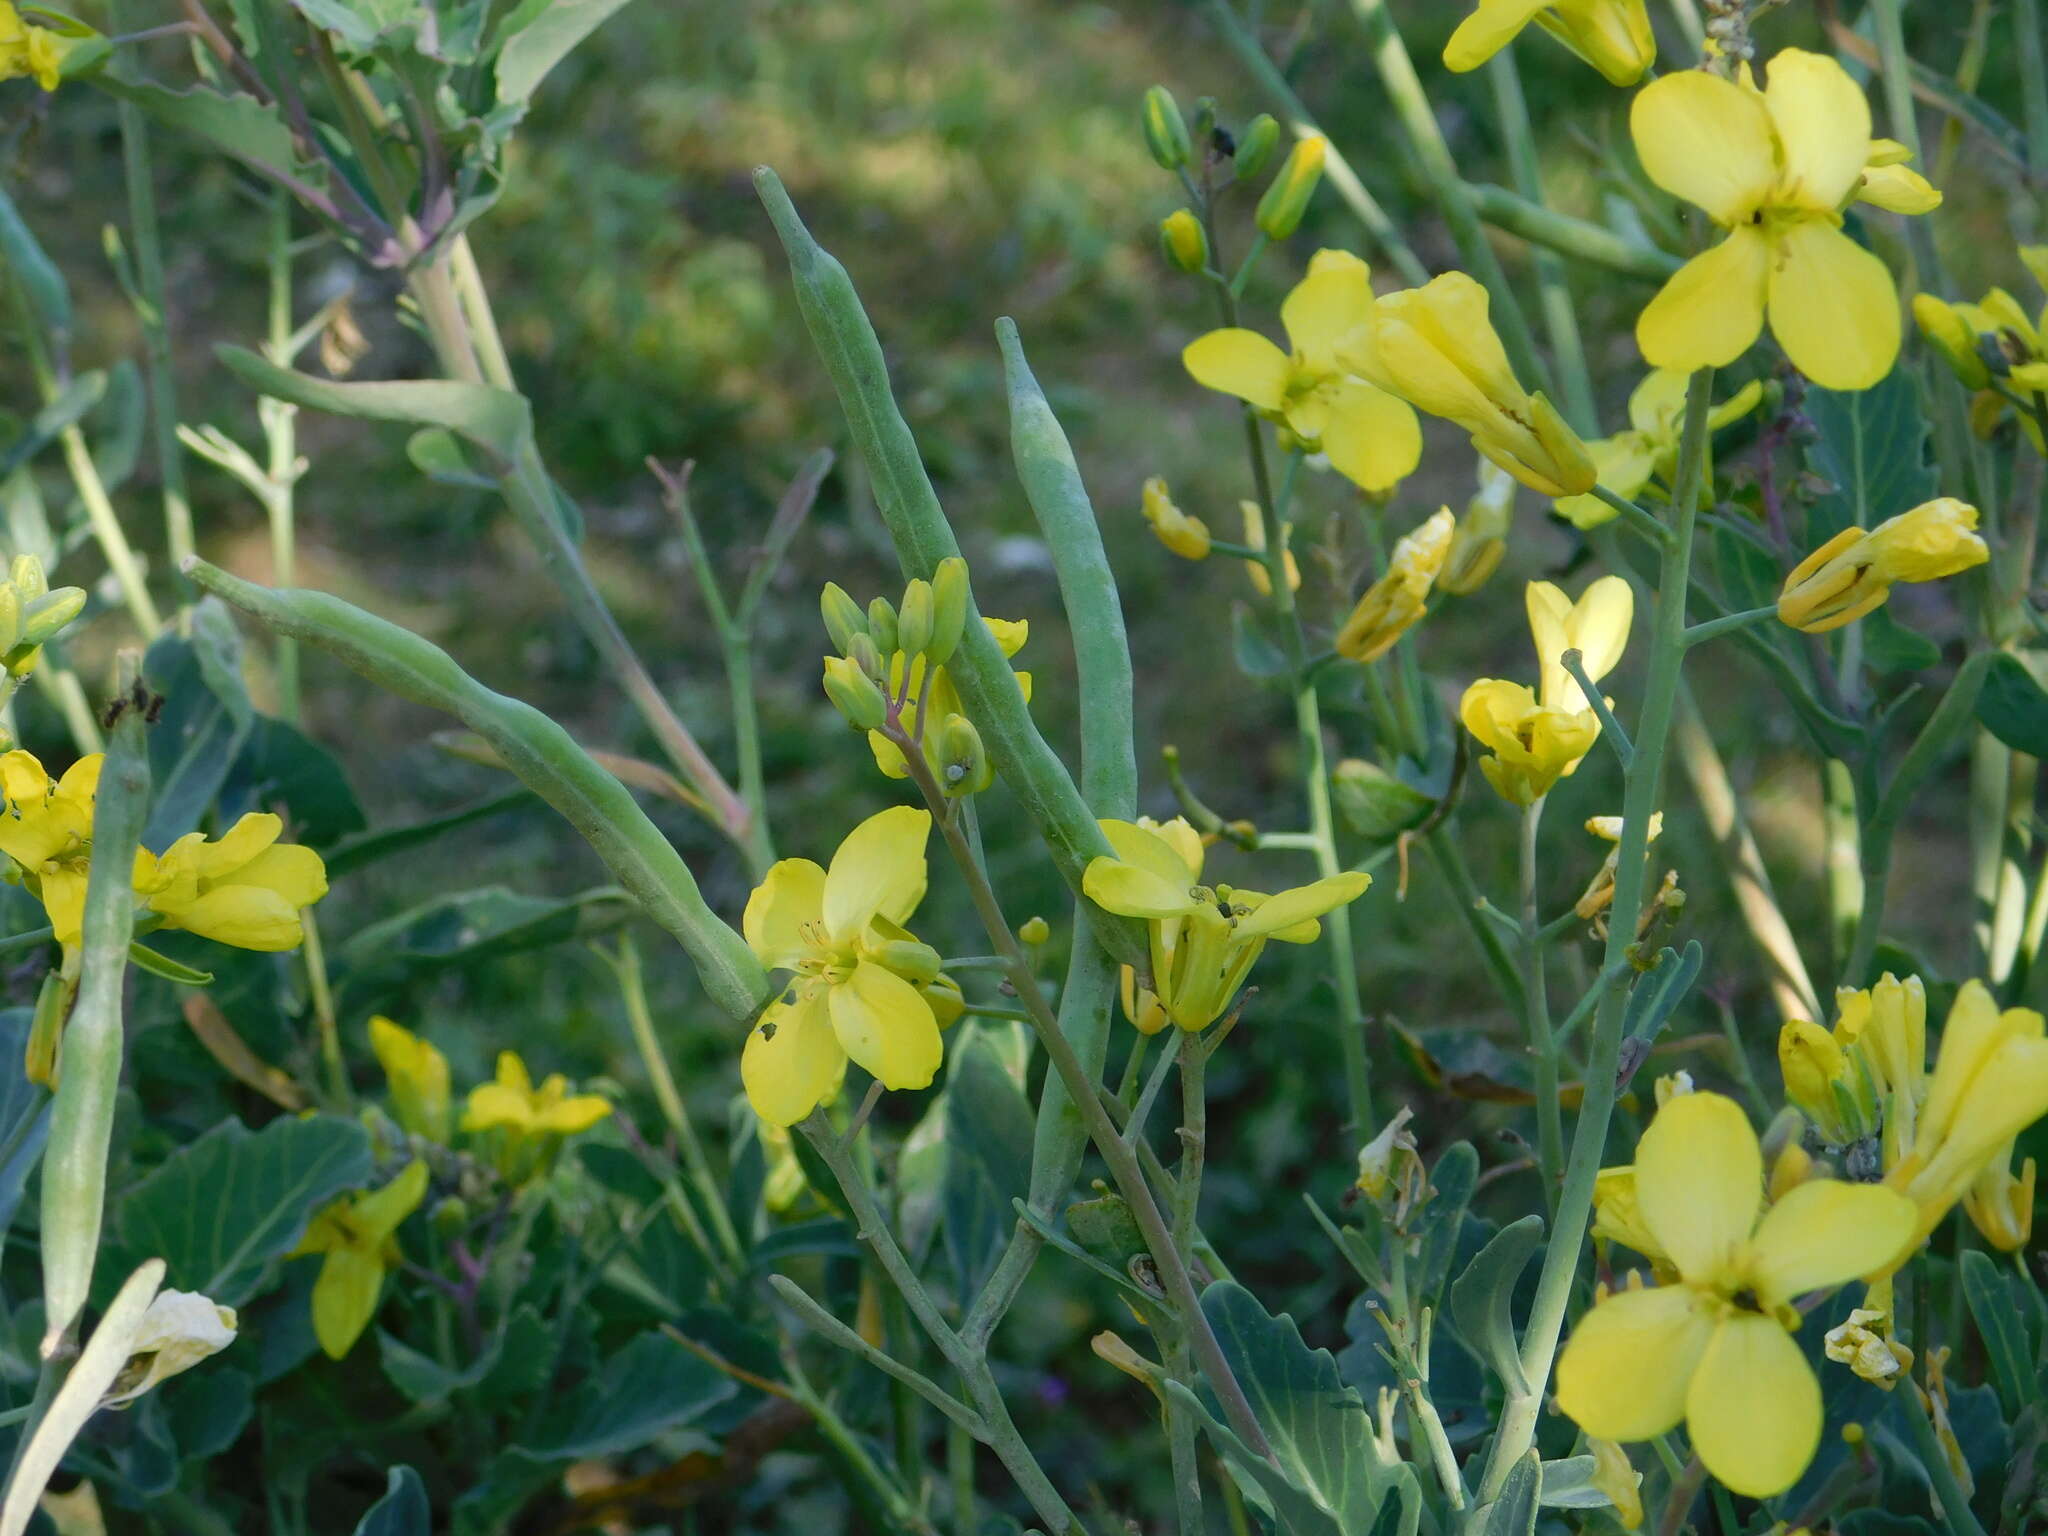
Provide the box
[5,0,2040,1522]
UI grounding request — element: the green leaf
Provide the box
[1617,941,1704,1087]
[125,943,213,985]
[493,0,637,105]
[1802,372,1938,545]
[942,1023,1035,1303]
[1170,1281,1419,1536]
[1536,1455,1611,1510]
[0,371,105,482]
[1232,601,1290,678]
[1976,653,2048,758]
[323,790,535,879]
[1449,1214,1542,1395]
[1470,1451,1540,1536]
[1960,1249,2035,1419]
[221,714,368,847]
[96,81,316,203]
[115,1115,373,1304]
[519,1331,734,1460]
[1414,1141,1479,1302]
[1863,604,1942,674]
[141,614,255,851]
[0,182,70,341]
[163,1368,253,1462]
[334,886,632,1001]
[0,1009,50,1239]
[216,346,533,465]
[1713,523,1782,616]
[353,1467,430,1536]
[406,427,497,490]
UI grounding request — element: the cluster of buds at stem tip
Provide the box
[818,558,970,733]
[0,555,87,681]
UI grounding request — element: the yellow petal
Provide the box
[495,1050,533,1096]
[1637,225,1770,373]
[463,1081,532,1133]
[1684,1313,1821,1497]
[354,1159,429,1244]
[536,1093,613,1135]
[741,986,844,1127]
[1281,251,1374,372]
[1084,856,1200,919]
[1917,979,2005,1155]
[1767,220,1901,391]
[1443,0,1553,73]
[1744,1178,1918,1304]
[1099,818,1202,885]
[229,844,328,908]
[1634,1091,1761,1283]
[1136,816,1206,881]
[1630,70,1777,224]
[1858,163,1942,215]
[744,858,827,969]
[1568,576,1635,689]
[0,748,51,806]
[1555,1284,1715,1441]
[1321,379,1423,493]
[823,806,930,940]
[309,1246,386,1359]
[828,960,942,1091]
[1233,873,1371,940]
[1763,49,1874,211]
[37,866,87,947]
[158,886,304,951]
[1626,368,1691,437]
[1183,329,1290,412]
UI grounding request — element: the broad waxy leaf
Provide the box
[1802,371,1938,546]
[352,1466,430,1536]
[216,346,533,464]
[1449,1214,1543,1395]
[518,1330,734,1460]
[1976,653,2048,759]
[494,0,636,104]
[942,1023,1034,1304]
[1470,1450,1540,1536]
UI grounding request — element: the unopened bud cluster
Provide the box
[1141,82,1311,278]
[0,555,85,680]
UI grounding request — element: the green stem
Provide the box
[1348,0,1548,390]
[1166,1031,1208,1536]
[263,192,301,721]
[2012,0,2048,176]
[1519,799,1562,1209]
[1681,605,1778,649]
[300,910,348,1111]
[1901,1381,1990,1536]
[1824,758,1865,973]
[1472,370,1716,1507]
[1464,183,1681,284]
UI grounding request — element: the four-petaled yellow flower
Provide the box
[462,1049,613,1184]
[1553,370,1765,530]
[1443,0,1654,87]
[1777,498,1988,633]
[290,1160,430,1359]
[134,813,329,952]
[1556,1092,1917,1498]
[0,3,68,90]
[0,750,100,948]
[1335,508,1454,663]
[742,806,951,1125]
[369,1016,453,1144]
[1083,817,1369,1032]
[1183,251,1423,495]
[1459,577,1633,806]
[1631,50,1929,391]
[1340,272,1595,496]
[1141,476,1210,560]
[1914,249,2048,453]
[1109,816,1206,1034]
[869,619,1030,781]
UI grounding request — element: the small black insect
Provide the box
[1211,125,1237,159]
[759,1020,778,1041]
[100,679,164,730]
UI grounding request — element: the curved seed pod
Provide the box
[183,559,770,1022]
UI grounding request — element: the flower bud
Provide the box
[25,969,64,1089]
[1019,915,1051,945]
[822,655,888,731]
[897,578,936,659]
[820,582,868,655]
[1190,96,1218,150]
[928,557,969,664]
[1912,294,1991,390]
[1331,758,1434,839]
[1141,476,1211,559]
[1235,114,1280,179]
[18,586,84,649]
[0,585,22,658]
[866,596,899,656]
[1255,135,1326,241]
[845,632,887,683]
[1441,462,1516,596]
[864,935,943,986]
[10,554,47,601]
[922,973,965,1030]
[1159,209,1209,274]
[937,713,992,797]
[1141,85,1192,170]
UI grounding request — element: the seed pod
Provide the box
[926,557,969,665]
[822,655,887,731]
[1235,114,1281,178]
[897,578,936,659]
[1159,209,1208,274]
[1256,135,1327,241]
[819,582,867,655]
[1140,85,1191,170]
[866,595,899,656]
[938,713,992,797]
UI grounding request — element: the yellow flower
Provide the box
[463,1050,612,1137]
[1591,1166,1670,1270]
[0,3,72,91]
[867,619,1030,781]
[1355,1105,1417,1201]
[0,749,100,947]
[1340,271,1594,496]
[368,1016,453,1144]
[1553,370,1766,530]
[1239,501,1300,597]
[1887,980,2048,1247]
[1459,577,1633,805]
[1114,816,1206,1035]
[290,1160,429,1359]
[1914,260,2048,451]
[1183,250,1423,495]
[1856,138,1943,215]
[1776,972,1924,1148]
[1589,1438,1645,1530]
[1083,817,1368,1031]
[1441,461,1515,596]
[1630,49,1926,390]
[1777,498,1989,633]
[741,806,948,1125]
[1555,1093,1917,1497]
[1574,810,1664,921]
[1443,0,1654,86]
[133,813,328,952]
[1334,508,1454,663]
[1824,1306,1911,1388]
[1141,476,1211,560]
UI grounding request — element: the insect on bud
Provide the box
[937,713,992,797]
[1234,114,1280,179]
[1159,209,1209,275]
[1140,85,1192,170]
[819,582,868,655]
[927,557,969,665]
[1256,135,1327,241]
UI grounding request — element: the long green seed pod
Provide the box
[40,704,149,1356]
[996,319,1139,1206]
[754,167,1144,967]
[183,559,771,1022]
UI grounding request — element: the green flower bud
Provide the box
[1331,757,1434,839]
[820,582,868,655]
[928,557,969,664]
[10,555,47,601]
[1235,114,1281,179]
[867,595,900,656]
[18,586,84,649]
[1141,85,1192,170]
[845,632,887,682]
[1256,135,1327,241]
[897,578,936,658]
[1190,96,1218,151]
[937,713,992,797]
[1159,209,1209,274]
[24,969,64,1090]
[864,935,943,985]
[431,1195,470,1238]
[822,655,888,731]
[0,585,23,658]
[1019,915,1051,945]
